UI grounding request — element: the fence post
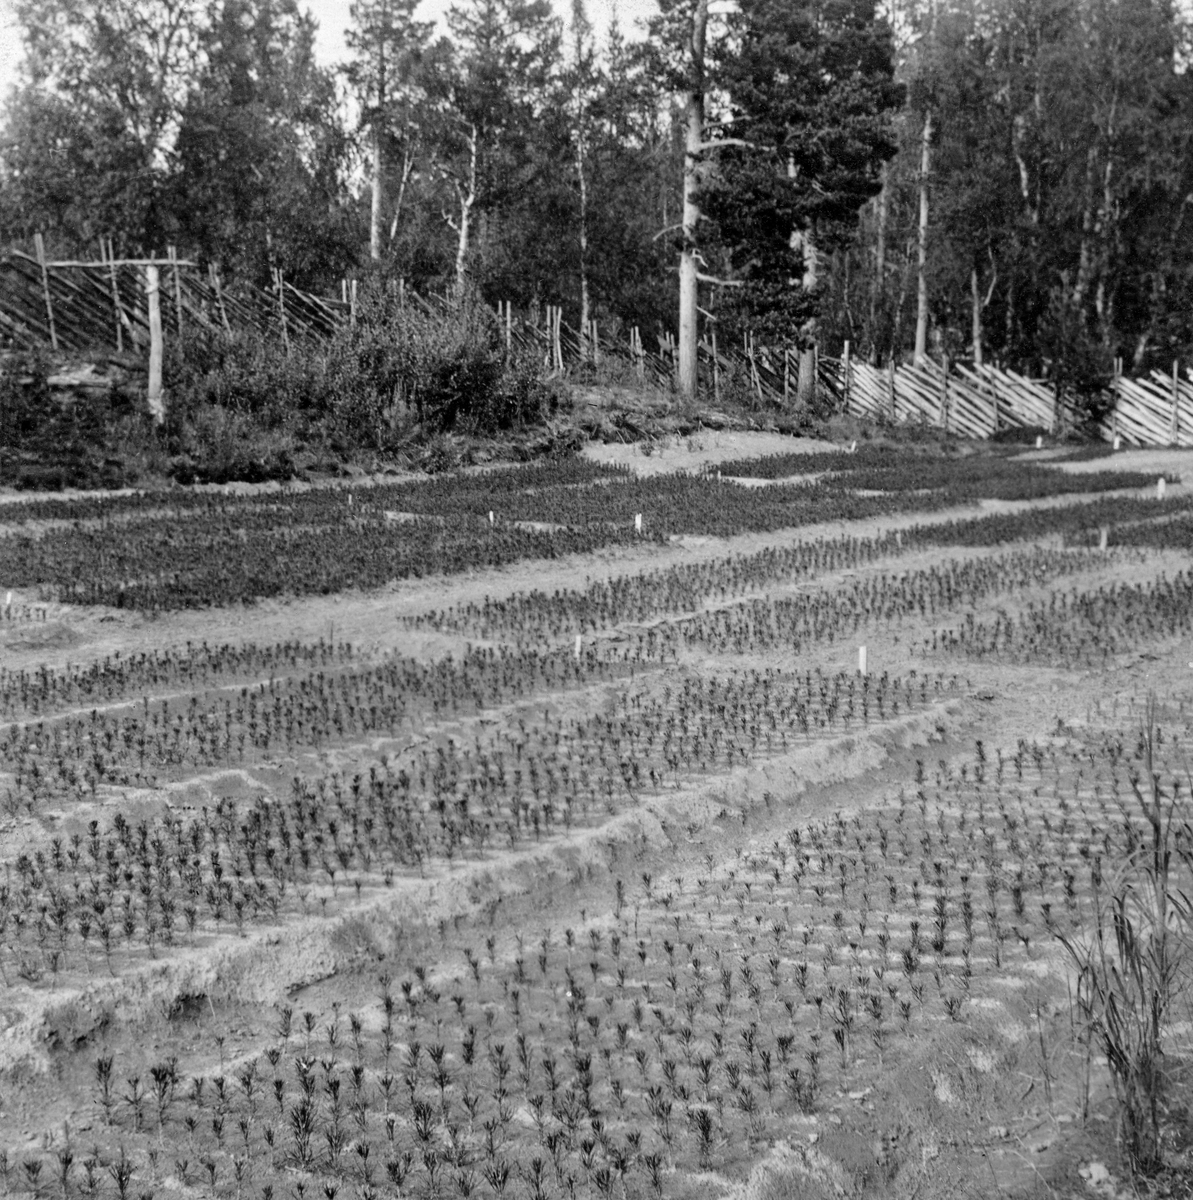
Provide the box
[275,268,291,356]
[145,264,164,425]
[169,244,184,335]
[939,355,949,431]
[209,264,231,334]
[33,233,59,352]
[103,238,124,353]
[842,340,851,415]
[1168,359,1180,443]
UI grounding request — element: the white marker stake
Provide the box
[489,510,495,526]
[634,513,642,534]
[1157,477,1167,500]
[1099,526,1108,551]
[858,646,867,676]
[574,635,582,661]
[1035,435,1043,449]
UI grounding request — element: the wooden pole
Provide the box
[888,358,896,420]
[169,244,183,334]
[1172,360,1181,444]
[590,320,599,367]
[104,238,124,353]
[783,348,791,405]
[712,327,720,405]
[210,264,231,334]
[33,233,59,352]
[842,340,851,414]
[939,355,949,431]
[145,265,165,424]
[275,268,291,355]
[505,302,512,360]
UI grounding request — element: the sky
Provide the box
[0,0,659,101]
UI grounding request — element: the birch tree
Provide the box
[345,0,432,262]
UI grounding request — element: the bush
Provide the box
[163,282,560,470]
[0,350,160,489]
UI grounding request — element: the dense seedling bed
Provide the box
[0,640,357,720]
[1,453,1172,612]
[922,570,1193,667]
[713,446,1163,501]
[0,641,660,805]
[0,462,632,526]
[0,664,962,990]
[1,545,1103,812]
[3,516,651,611]
[37,728,1191,1200]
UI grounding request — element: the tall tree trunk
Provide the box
[677,0,709,401]
[971,267,983,367]
[575,111,590,359]
[370,4,388,262]
[371,127,385,261]
[870,163,888,364]
[572,0,592,361]
[796,227,817,407]
[454,125,479,296]
[914,108,932,362]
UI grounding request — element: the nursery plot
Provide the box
[26,724,1193,1200]
[0,444,1191,1200]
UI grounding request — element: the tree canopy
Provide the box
[0,0,1190,379]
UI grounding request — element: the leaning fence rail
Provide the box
[2,246,1190,447]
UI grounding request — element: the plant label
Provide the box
[634,513,642,534]
[1157,478,1167,500]
[3,591,9,606]
[1035,436,1043,449]
[574,635,582,661]
[850,441,857,453]
[858,646,867,676]
[1099,526,1108,551]
[1113,436,1121,450]
[489,511,495,526]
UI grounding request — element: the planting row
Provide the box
[405,494,1193,643]
[0,456,1170,612]
[1,545,1106,805]
[923,570,1193,667]
[39,725,1190,1200]
[0,666,963,989]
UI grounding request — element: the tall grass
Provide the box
[1057,695,1193,1175]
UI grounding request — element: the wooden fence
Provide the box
[2,246,1190,447]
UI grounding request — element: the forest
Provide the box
[1,0,1192,392]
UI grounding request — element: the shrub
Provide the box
[163,281,559,468]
